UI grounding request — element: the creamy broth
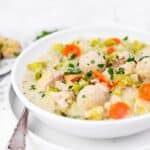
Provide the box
[22,37,150,120]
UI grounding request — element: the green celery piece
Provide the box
[28,62,46,72]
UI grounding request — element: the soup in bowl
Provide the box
[12,25,150,138]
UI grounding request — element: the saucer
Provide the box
[8,83,150,150]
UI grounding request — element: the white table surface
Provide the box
[1,0,150,149]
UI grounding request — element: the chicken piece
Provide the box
[105,87,138,115]
[104,95,121,112]
[79,51,106,73]
[103,68,111,81]
[50,91,74,112]
[118,62,136,74]
[112,50,130,67]
[136,57,150,81]
[77,83,109,111]
[122,87,138,101]
[118,50,130,60]
[37,70,63,91]
[55,81,69,91]
[0,37,21,58]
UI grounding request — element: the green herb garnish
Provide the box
[90,60,95,64]
[64,68,81,75]
[108,68,114,80]
[30,84,36,90]
[86,70,92,77]
[127,56,136,62]
[97,64,104,68]
[82,95,86,98]
[123,36,128,41]
[13,52,20,57]
[35,30,58,40]
[69,54,76,60]
[139,56,150,61]
[116,67,125,74]
[39,91,46,98]
[68,63,75,68]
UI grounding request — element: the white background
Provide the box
[1,0,150,32]
[1,0,150,149]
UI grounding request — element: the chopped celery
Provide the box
[131,40,145,54]
[72,82,82,94]
[54,63,63,70]
[134,99,148,115]
[52,43,64,53]
[104,39,116,46]
[34,71,42,80]
[72,79,88,95]
[79,79,88,87]
[112,87,122,96]
[124,40,145,54]
[90,38,100,47]
[28,62,46,72]
[85,106,104,120]
[105,52,117,62]
[114,74,139,87]
[47,87,60,92]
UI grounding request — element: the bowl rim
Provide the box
[11,24,150,125]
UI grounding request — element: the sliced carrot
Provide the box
[93,70,112,88]
[62,44,81,57]
[107,46,115,54]
[111,38,121,44]
[138,83,150,101]
[110,80,120,88]
[64,74,84,83]
[109,102,129,119]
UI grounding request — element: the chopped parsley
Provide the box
[64,68,81,75]
[127,56,136,62]
[97,64,104,68]
[139,56,150,61]
[82,95,86,98]
[30,84,36,90]
[69,54,76,60]
[68,85,73,89]
[123,36,128,41]
[35,30,58,40]
[86,70,92,77]
[108,68,114,80]
[116,55,119,59]
[39,91,46,98]
[116,67,125,74]
[68,63,74,68]
[90,60,95,64]
[13,52,20,57]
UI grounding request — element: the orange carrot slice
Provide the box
[111,38,121,44]
[107,46,115,54]
[62,44,81,57]
[109,102,129,119]
[138,83,150,101]
[64,74,84,82]
[93,70,113,88]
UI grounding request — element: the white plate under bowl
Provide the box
[0,58,15,76]
[9,85,150,150]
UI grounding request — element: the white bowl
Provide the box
[11,25,150,139]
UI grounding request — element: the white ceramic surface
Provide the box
[1,76,150,150]
[0,58,15,76]
[11,25,150,138]
[9,86,150,150]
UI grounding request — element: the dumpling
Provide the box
[79,51,105,73]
